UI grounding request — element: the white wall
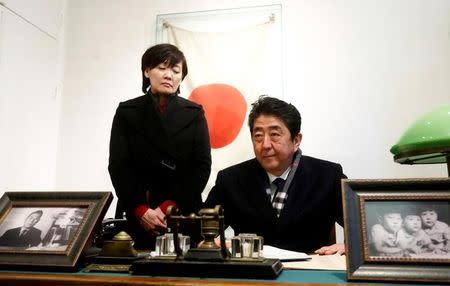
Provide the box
[284,0,450,180]
[1,1,449,238]
[57,0,449,221]
[0,0,63,192]
[0,0,62,37]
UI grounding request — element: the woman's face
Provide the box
[145,61,183,95]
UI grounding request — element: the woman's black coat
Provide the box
[108,93,211,246]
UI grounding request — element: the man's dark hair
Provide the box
[141,43,188,93]
[27,210,43,218]
[248,95,301,140]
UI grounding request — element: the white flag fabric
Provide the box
[163,21,282,197]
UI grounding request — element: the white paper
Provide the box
[262,245,310,261]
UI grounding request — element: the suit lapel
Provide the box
[279,156,315,222]
[247,160,279,221]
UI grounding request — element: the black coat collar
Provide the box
[118,93,202,157]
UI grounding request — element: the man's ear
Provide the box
[293,133,302,149]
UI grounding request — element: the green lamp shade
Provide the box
[390,105,450,165]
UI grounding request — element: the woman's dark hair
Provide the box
[248,95,301,140]
[141,43,188,93]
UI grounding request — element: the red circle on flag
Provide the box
[189,84,247,149]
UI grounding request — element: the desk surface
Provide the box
[0,269,363,286]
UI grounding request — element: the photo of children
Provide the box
[368,204,403,256]
[365,201,450,259]
[396,207,431,255]
[420,205,450,255]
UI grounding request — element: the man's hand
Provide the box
[140,207,167,235]
[314,243,345,255]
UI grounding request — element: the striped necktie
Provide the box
[272,177,286,216]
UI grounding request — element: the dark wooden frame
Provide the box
[342,178,450,283]
[0,191,112,271]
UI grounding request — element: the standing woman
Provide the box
[108,44,211,249]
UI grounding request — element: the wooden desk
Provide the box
[0,269,360,286]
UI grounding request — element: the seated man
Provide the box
[0,210,43,248]
[205,96,346,255]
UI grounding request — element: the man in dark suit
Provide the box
[0,210,43,248]
[205,96,346,254]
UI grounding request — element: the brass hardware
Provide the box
[84,263,131,273]
[165,205,229,261]
[130,206,283,279]
[98,231,138,257]
[198,208,220,250]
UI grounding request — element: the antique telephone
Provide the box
[85,218,143,272]
[88,205,282,278]
[130,205,283,279]
[164,205,229,260]
[94,218,129,247]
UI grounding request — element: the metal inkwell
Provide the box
[130,205,283,279]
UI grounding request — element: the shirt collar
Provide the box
[265,148,302,184]
[267,166,291,184]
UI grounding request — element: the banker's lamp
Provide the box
[390,105,450,177]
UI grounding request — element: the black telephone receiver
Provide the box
[93,218,128,247]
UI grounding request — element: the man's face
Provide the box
[251,115,301,176]
[403,215,422,233]
[421,210,438,228]
[382,213,402,233]
[24,213,41,228]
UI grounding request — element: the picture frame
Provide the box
[0,191,112,271]
[342,178,450,283]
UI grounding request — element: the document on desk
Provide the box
[282,254,347,271]
[262,245,310,261]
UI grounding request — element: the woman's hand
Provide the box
[314,243,345,255]
[140,207,167,235]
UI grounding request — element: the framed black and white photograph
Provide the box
[342,178,450,283]
[0,207,87,251]
[0,192,112,271]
